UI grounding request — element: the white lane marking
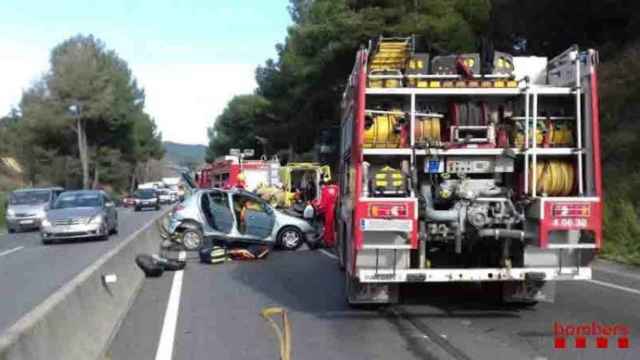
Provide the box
[587,279,640,296]
[319,249,338,260]
[0,246,24,258]
[155,251,186,360]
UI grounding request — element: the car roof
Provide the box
[13,187,64,193]
[206,187,262,199]
[59,190,103,196]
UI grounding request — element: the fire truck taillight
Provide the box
[552,203,591,217]
[369,204,408,218]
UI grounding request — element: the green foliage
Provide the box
[163,141,207,166]
[206,95,271,161]
[602,197,640,265]
[207,0,492,158]
[2,34,163,192]
[488,1,640,264]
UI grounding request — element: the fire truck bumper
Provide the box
[357,266,592,283]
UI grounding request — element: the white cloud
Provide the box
[132,63,257,145]
[0,41,49,114]
[0,42,257,145]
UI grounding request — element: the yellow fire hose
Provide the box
[415,116,441,143]
[261,307,291,360]
[529,160,574,196]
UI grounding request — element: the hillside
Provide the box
[163,141,207,167]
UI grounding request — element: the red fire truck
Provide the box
[197,156,280,191]
[336,37,602,305]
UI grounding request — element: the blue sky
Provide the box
[0,0,291,144]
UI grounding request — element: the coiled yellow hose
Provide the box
[529,160,574,196]
[415,116,441,143]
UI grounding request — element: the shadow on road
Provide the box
[229,250,349,315]
[227,250,528,320]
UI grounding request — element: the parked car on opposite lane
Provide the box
[166,173,319,251]
[40,190,118,244]
[134,189,160,211]
[5,187,64,233]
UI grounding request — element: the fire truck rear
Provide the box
[197,156,280,191]
[336,37,602,305]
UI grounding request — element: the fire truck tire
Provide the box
[277,226,304,250]
[345,272,399,307]
[345,273,359,307]
[337,225,346,271]
[483,282,539,307]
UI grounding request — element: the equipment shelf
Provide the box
[365,85,575,97]
[363,147,579,156]
[511,116,575,121]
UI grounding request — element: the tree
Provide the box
[128,114,164,191]
[206,95,271,161]
[46,35,144,189]
[253,0,491,157]
[9,34,163,192]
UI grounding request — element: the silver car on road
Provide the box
[167,174,318,250]
[5,187,64,233]
[40,190,118,244]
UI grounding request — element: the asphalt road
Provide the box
[0,206,166,332]
[109,250,640,360]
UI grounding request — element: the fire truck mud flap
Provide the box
[346,272,399,305]
[501,272,557,304]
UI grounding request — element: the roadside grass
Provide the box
[600,197,640,266]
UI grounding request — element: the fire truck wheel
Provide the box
[337,225,346,271]
[277,227,303,250]
[483,282,539,308]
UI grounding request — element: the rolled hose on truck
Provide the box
[529,160,575,196]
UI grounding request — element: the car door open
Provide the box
[232,193,275,242]
[203,190,234,234]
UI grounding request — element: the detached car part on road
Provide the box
[166,174,319,251]
[40,190,118,244]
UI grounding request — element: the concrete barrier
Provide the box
[0,209,171,360]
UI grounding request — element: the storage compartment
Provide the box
[363,158,411,198]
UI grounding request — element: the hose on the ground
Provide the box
[261,307,291,360]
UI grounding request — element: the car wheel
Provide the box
[42,238,52,245]
[134,207,139,212]
[277,227,304,251]
[181,228,204,251]
[8,228,16,234]
[155,205,160,211]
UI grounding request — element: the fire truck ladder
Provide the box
[522,46,585,197]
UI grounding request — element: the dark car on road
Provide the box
[40,190,118,244]
[133,189,160,211]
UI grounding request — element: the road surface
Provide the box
[109,248,640,360]
[0,207,166,332]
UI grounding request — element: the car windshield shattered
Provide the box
[9,191,50,205]
[53,193,101,209]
